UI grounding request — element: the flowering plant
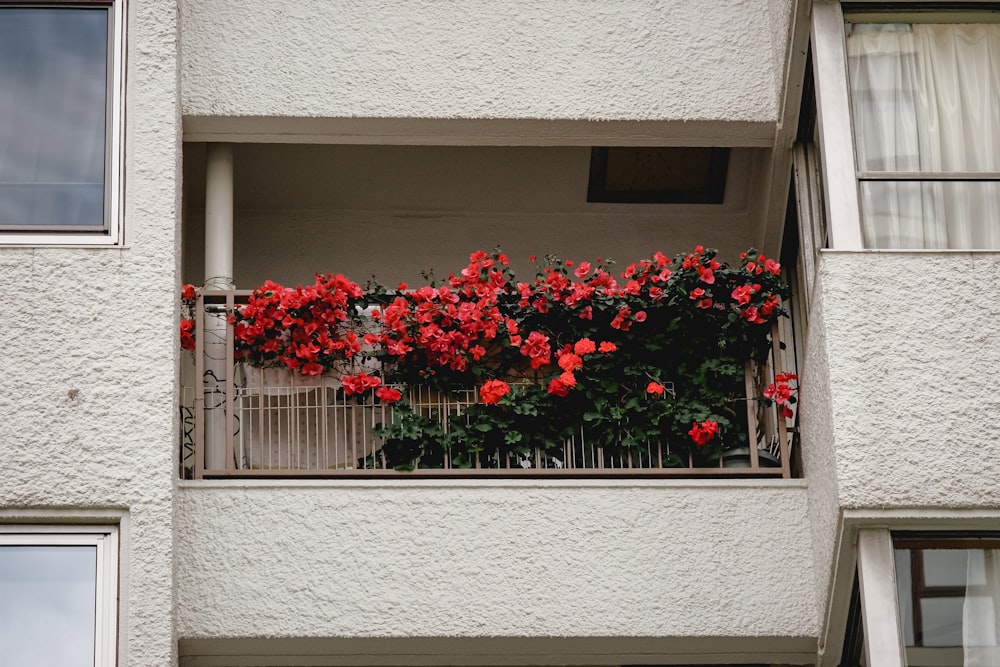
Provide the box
[363,246,794,468]
[181,246,797,469]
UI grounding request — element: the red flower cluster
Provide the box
[681,245,720,285]
[373,251,515,374]
[180,320,196,351]
[688,419,719,446]
[231,273,365,375]
[547,337,617,396]
[763,372,798,419]
[342,371,381,396]
[180,284,197,351]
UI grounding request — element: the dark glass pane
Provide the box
[0,8,109,229]
[0,545,97,666]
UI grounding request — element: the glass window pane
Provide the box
[923,550,971,587]
[0,8,109,229]
[859,180,1000,249]
[847,23,1000,174]
[0,545,97,667]
[920,597,965,647]
[894,546,1000,666]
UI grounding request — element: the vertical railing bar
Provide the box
[745,360,760,470]
[193,291,206,479]
[224,292,237,472]
[772,319,792,479]
[318,384,325,471]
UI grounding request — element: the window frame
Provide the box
[0,525,120,666]
[851,528,1000,667]
[0,0,126,246]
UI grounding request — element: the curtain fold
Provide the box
[963,549,1000,666]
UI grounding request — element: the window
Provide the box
[850,529,1000,667]
[0,526,119,666]
[587,147,730,203]
[844,11,1000,249]
[0,0,125,245]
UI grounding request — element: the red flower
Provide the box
[342,372,381,396]
[764,376,797,405]
[301,362,324,376]
[179,319,196,351]
[598,341,616,353]
[742,305,765,324]
[558,353,583,372]
[181,284,196,300]
[688,420,719,447]
[574,338,596,356]
[574,262,591,278]
[480,379,511,405]
[547,377,571,397]
[731,284,753,305]
[646,382,665,396]
[520,331,551,369]
[375,386,403,404]
[559,371,577,388]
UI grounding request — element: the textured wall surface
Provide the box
[0,0,181,664]
[180,0,784,122]
[819,252,1000,509]
[797,263,843,641]
[176,480,818,640]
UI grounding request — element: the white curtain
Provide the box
[964,549,1000,666]
[847,23,1000,249]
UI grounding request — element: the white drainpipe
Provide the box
[203,143,234,471]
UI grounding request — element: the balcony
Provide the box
[180,143,800,479]
[180,273,797,479]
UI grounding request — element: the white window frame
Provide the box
[0,0,126,247]
[811,0,865,250]
[0,525,119,666]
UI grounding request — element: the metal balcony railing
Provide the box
[180,291,796,479]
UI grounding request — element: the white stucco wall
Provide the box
[0,1,181,665]
[176,480,818,647]
[180,0,786,125]
[818,252,1000,509]
[797,263,843,640]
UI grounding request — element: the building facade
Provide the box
[1,0,999,665]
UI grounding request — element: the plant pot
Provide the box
[707,446,781,469]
